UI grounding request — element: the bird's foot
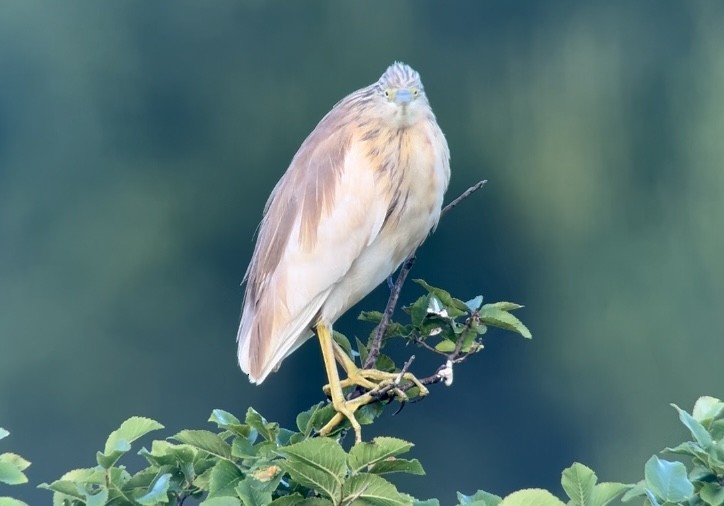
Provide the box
[319,363,429,442]
[316,328,428,443]
[323,367,429,402]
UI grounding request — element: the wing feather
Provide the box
[237,106,389,383]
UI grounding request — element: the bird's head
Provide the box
[374,62,429,127]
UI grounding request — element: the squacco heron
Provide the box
[237,62,450,442]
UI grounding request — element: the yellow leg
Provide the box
[316,323,429,443]
[316,322,363,443]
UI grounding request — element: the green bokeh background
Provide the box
[2,1,723,503]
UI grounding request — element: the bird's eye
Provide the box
[412,88,419,97]
[384,89,391,98]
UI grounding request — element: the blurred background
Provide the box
[1,1,723,503]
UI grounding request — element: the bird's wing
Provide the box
[237,107,389,383]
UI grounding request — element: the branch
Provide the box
[441,179,487,217]
[362,256,415,369]
[362,179,488,370]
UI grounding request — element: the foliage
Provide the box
[0,428,31,506]
[2,281,722,505]
[21,394,724,506]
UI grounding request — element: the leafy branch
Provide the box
[362,179,487,371]
[2,395,717,505]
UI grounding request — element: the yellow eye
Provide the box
[412,87,419,97]
[384,89,391,99]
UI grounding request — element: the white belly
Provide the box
[320,127,449,323]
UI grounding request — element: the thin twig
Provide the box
[441,180,487,216]
[362,180,487,370]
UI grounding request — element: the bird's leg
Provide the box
[317,324,430,442]
[315,321,364,443]
[386,276,395,291]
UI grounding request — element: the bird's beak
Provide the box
[394,88,413,106]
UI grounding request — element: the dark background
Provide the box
[1,1,723,503]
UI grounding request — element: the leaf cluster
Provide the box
[36,407,426,506]
[0,428,31,506]
[356,279,530,395]
[621,396,724,505]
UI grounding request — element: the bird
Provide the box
[237,62,450,442]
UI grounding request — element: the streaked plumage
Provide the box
[237,62,450,388]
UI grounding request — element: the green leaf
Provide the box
[409,295,430,327]
[644,490,661,506]
[479,305,532,338]
[414,500,440,506]
[136,473,171,505]
[231,435,258,459]
[201,498,243,506]
[124,468,157,496]
[103,467,132,502]
[711,419,724,442]
[665,441,709,461]
[620,480,646,502]
[355,402,386,427]
[368,458,424,476]
[0,452,30,485]
[643,456,693,503]
[483,302,523,311]
[97,416,163,469]
[236,477,276,506]
[710,441,724,471]
[590,483,629,506]
[296,402,328,435]
[359,311,384,323]
[103,416,164,455]
[246,408,280,442]
[0,497,29,506]
[348,437,414,474]
[209,409,253,438]
[413,280,466,318]
[138,440,197,469]
[376,353,397,373]
[83,487,109,506]
[342,473,412,506]
[434,340,456,353]
[499,489,565,506]
[561,463,596,506]
[268,494,305,506]
[0,454,30,473]
[296,499,334,506]
[693,396,724,426]
[464,296,483,311]
[672,403,713,448]
[457,490,502,505]
[333,331,354,360]
[210,409,242,427]
[356,338,369,367]
[278,438,347,502]
[700,482,724,506]
[173,430,232,460]
[208,461,244,498]
[0,463,27,485]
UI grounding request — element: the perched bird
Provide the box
[237,62,450,442]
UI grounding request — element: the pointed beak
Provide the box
[394,88,413,106]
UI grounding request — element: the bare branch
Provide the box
[363,255,415,369]
[441,180,487,216]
